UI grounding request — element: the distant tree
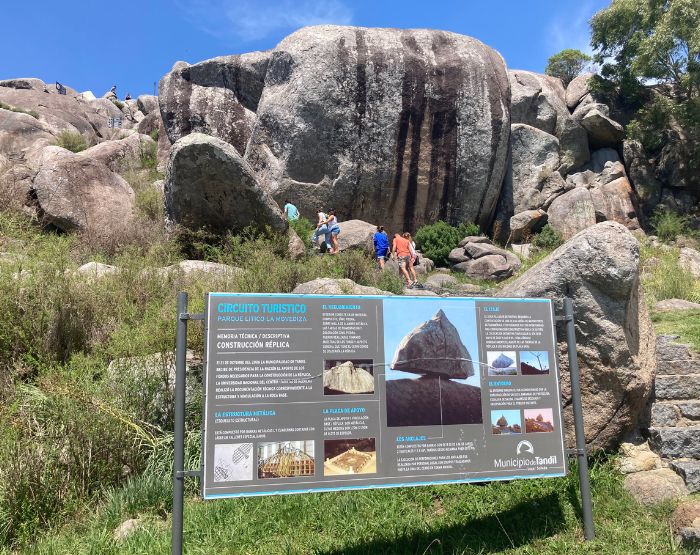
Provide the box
[545,49,593,86]
[590,0,700,100]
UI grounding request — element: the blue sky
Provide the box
[383,298,480,387]
[0,0,609,98]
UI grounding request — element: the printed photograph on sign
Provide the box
[487,351,518,376]
[323,438,377,476]
[257,441,315,479]
[213,443,254,482]
[524,408,555,433]
[520,351,550,375]
[323,358,375,395]
[491,410,522,435]
[383,298,481,427]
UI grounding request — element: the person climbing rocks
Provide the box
[391,232,414,288]
[373,225,389,268]
[125,92,132,100]
[312,206,331,252]
[283,199,299,221]
[323,210,341,254]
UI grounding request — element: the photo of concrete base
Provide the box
[323,438,376,476]
[257,441,315,479]
[213,443,254,482]
[520,351,550,375]
[323,359,374,395]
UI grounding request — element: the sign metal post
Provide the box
[170,293,595,554]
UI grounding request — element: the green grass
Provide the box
[54,130,88,153]
[0,101,39,119]
[25,457,692,555]
[651,309,700,352]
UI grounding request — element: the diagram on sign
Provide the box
[383,302,482,427]
[213,443,254,482]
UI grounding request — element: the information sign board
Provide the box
[202,293,566,499]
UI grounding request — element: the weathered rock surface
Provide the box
[649,427,700,459]
[565,73,594,110]
[323,361,374,394]
[78,133,156,172]
[616,441,660,474]
[247,26,510,233]
[624,468,688,504]
[159,51,270,154]
[450,238,520,280]
[501,222,655,449]
[546,187,596,240]
[622,140,661,209]
[164,133,287,234]
[31,146,135,234]
[385,377,482,426]
[292,277,389,296]
[508,69,589,172]
[136,95,158,115]
[589,176,641,232]
[0,110,55,158]
[679,247,700,278]
[391,309,473,378]
[335,220,376,252]
[509,209,547,242]
[580,108,625,148]
[655,299,700,312]
[670,461,700,493]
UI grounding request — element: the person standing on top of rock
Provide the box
[373,226,389,268]
[392,232,414,288]
[312,206,331,252]
[322,210,341,254]
[283,199,299,221]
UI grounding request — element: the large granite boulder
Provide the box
[31,146,135,234]
[501,222,656,450]
[509,69,590,173]
[580,109,625,148]
[547,187,597,240]
[0,110,55,158]
[158,52,270,154]
[335,219,376,252]
[164,133,287,234]
[565,73,594,110]
[136,95,159,116]
[391,309,473,378]
[247,26,510,233]
[622,140,662,210]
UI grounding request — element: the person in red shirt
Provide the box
[391,232,414,288]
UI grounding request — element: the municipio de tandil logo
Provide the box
[516,440,534,455]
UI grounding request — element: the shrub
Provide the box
[54,130,87,153]
[149,129,159,141]
[650,209,690,243]
[139,139,158,170]
[289,217,316,246]
[531,224,563,250]
[414,220,474,267]
[112,99,125,110]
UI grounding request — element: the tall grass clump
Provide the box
[641,244,700,305]
[650,209,692,243]
[54,130,87,153]
[289,217,315,246]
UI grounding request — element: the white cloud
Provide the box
[178,0,352,42]
[547,1,596,56]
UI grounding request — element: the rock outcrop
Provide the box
[292,278,389,296]
[501,222,655,449]
[164,133,287,234]
[391,309,473,379]
[245,26,510,233]
[450,236,521,280]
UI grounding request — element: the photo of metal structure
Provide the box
[257,441,315,479]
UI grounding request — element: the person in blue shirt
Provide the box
[283,199,299,221]
[373,225,389,268]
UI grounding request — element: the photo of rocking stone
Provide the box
[323,359,375,395]
[323,438,377,476]
[384,304,482,427]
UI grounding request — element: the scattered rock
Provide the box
[679,247,700,278]
[509,209,547,242]
[624,468,688,504]
[164,133,287,234]
[391,309,473,379]
[76,261,120,279]
[501,222,655,449]
[425,274,459,289]
[616,441,660,474]
[655,299,700,312]
[292,278,390,296]
[450,239,520,281]
[78,133,156,172]
[113,519,141,541]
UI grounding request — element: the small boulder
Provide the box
[624,468,688,505]
[292,278,390,296]
[76,261,120,279]
[425,274,459,289]
[580,109,625,148]
[616,441,660,474]
[679,247,700,279]
[565,72,594,110]
[448,247,470,264]
[136,95,159,115]
[113,518,141,541]
[509,209,547,242]
[458,235,492,247]
[78,133,156,173]
[335,220,376,252]
[655,299,700,312]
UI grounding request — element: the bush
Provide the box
[414,220,479,267]
[289,217,315,246]
[54,130,87,153]
[650,209,691,243]
[112,99,125,110]
[139,139,158,170]
[531,224,563,251]
[149,129,159,141]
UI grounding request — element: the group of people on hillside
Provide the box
[282,200,421,287]
[373,227,421,289]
